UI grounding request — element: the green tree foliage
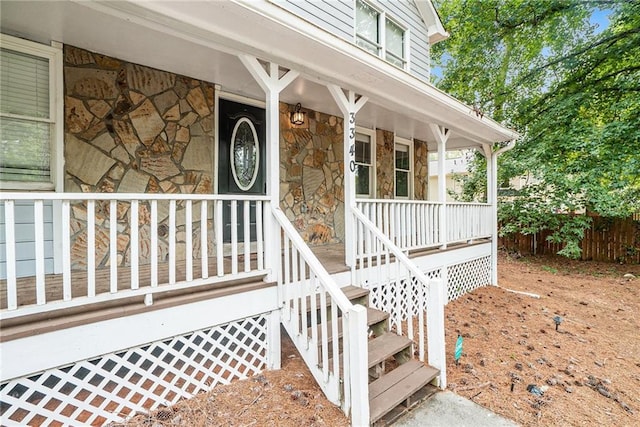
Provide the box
[433,0,640,258]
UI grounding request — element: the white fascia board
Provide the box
[414,0,450,44]
[83,0,516,143]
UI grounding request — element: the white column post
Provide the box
[491,151,499,285]
[427,278,446,389]
[348,305,370,426]
[487,141,516,286]
[327,85,368,268]
[429,125,450,248]
[239,56,299,286]
[267,309,282,369]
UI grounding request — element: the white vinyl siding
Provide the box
[355,0,408,70]
[378,0,431,80]
[270,0,431,81]
[271,0,354,41]
[0,200,55,278]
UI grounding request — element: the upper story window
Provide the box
[355,0,407,69]
[395,137,412,198]
[0,34,62,190]
[355,128,375,197]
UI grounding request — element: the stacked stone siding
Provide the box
[414,139,429,200]
[63,45,215,269]
[280,103,345,244]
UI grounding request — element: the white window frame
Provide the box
[354,0,409,70]
[0,33,64,192]
[354,126,376,198]
[394,136,413,199]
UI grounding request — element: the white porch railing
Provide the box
[356,199,491,251]
[0,193,269,319]
[273,209,369,426]
[445,202,492,244]
[352,207,446,385]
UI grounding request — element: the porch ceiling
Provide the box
[0,0,518,150]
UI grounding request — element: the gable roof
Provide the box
[414,0,449,44]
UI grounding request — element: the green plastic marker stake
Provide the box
[455,335,463,366]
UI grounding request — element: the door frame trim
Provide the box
[215,90,266,194]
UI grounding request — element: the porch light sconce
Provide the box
[290,103,305,125]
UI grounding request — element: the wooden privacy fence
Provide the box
[499,216,640,263]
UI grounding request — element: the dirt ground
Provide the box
[122,253,639,426]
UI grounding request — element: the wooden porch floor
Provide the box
[0,240,488,311]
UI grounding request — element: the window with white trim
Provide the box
[395,137,412,198]
[355,0,408,69]
[355,128,375,197]
[0,34,61,190]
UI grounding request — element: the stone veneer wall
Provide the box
[375,130,429,200]
[279,105,430,244]
[63,45,215,269]
[414,139,429,200]
[376,129,395,199]
[280,103,345,244]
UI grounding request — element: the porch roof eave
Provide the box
[84,0,518,147]
[0,0,518,147]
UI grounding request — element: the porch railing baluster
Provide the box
[62,200,71,301]
[109,200,118,293]
[34,200,46,304]
[4,200,17,310]
[230,200,238,275]
[169,199,176,285]
[151,200,158,287]
[185,200,193,282]
[87,200,96,297]
[243,200,250,273]
[215,199,224,277]
[131,200,139,290]
[200,200,208,279]
[256,201,264,271]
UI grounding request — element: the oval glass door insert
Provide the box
[230,117,260,191]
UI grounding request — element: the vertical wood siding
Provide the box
[0,201,55,278]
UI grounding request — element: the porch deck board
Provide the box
[0,255,259,310]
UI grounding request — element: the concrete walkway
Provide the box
[394,391,519,427]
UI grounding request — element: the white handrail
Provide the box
[273,209,352,311]
[272,208,368,425]
[353,208,433,288]
[352,207,430,362]
[352,206,446,386]
[0,193,269,201]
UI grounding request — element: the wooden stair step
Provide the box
[369,361,440,424]
[307,308,388,343]
[304,285,369,313]
[342,285,370,302]
[368,333,412,369]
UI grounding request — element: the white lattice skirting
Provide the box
[368,256,491,327]
[369,269,441,329]
[0,315,270,426]
[447,256,491,302]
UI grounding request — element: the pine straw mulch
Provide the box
[118,252,640,426]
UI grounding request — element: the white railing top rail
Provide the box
[356,198,490,207]
[272,208,353,312]
[352,207,432,288]
[446,201,491,207]
[0,192,270,202]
